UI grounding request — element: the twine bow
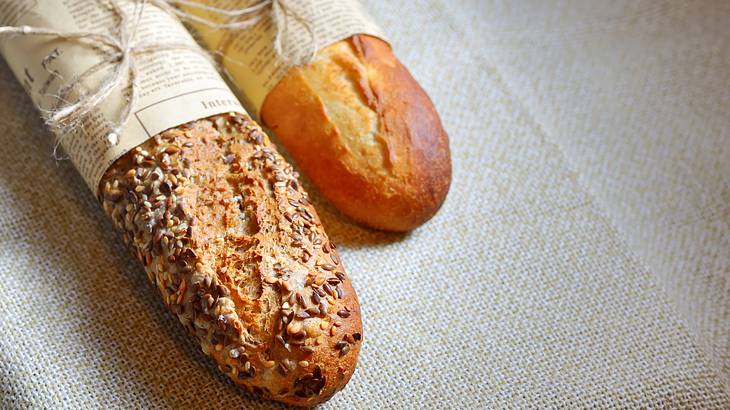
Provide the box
[0,0,212,152]
[157,0,317,66]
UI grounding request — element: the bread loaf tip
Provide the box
[262,35,451,232]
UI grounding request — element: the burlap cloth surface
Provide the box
[1,0,729,408]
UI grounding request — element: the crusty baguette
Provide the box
[99,113,362,406]
[261,34,451,232]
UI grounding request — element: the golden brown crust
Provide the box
[261,35,451,232]
[99,113,362,406]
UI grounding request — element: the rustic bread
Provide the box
[261,34,451,232]
[100,113,362,406]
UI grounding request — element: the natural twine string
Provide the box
[156,0,317,67]
[0,0,213,153]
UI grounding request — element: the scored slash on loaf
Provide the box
[100,113,362,406]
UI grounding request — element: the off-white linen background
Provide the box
[469,0,730,390]
[0,1,728,408]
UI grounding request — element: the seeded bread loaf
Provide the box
[260,34,451,232]
[100,113,362,406]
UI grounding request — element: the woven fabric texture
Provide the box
[0,0,729,408]
[472,0,730,389]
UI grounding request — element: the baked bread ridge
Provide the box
[99,113,362,406]
[261,34,451,232]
